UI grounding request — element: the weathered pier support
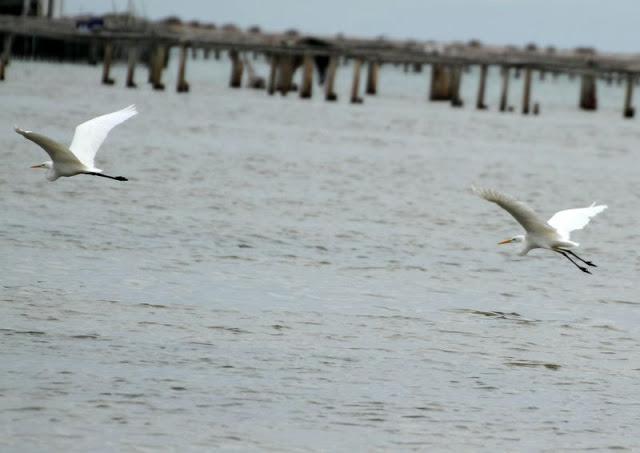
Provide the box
[267,55,278,95]
[623,74,635,118]
[0,34,14,81]
[325,55,338,101]
[243,56,265,89]
[277,56,295,95]
[450,67,463,107]
[229,50,243,88]
[126,46,137,88]
[499,66,510,112]
[366,61,379,95]
[176,44,190,93]
[101,42,115,85]
[149,45,166,90]
[299,54,314,98]
[350,59,363,104]
[579,75,597,110]
[476,64,488,109]
[430,64,452,101]
[522,68,532,114]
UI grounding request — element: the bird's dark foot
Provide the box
[580,267,591,274]
[585,261,596,267]
[115,176,128,181]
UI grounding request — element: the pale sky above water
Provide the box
[64,0,640,53]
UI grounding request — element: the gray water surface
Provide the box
[1,59,640,452]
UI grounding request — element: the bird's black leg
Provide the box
[84,172,128,182]
[565,250,596,267]
[556,250,591,274]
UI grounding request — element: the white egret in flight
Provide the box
[472,187,607,274]
[16,104,137,182]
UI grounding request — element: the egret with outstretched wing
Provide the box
[16,104,137,182]
[472,187,607,274]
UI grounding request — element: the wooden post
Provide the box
[277,56,294,95]
[499,66,510,112]
[350,59,363,104]
[101,42,115,85]
[47,0,55,18]
[152,45,166,90]
[579,74,597,110]
[126,46,137,88]
[476,64,488,109]
[267,55,278,95]
[522,68,532,114]
[430,64,452,101]
[0,34,14,81]
[366,61,379,95]
[176,44,190,92]
[325,55,338,101]
[88,39,98,65]
[243,56,265,89]
[450,67,463,107]
[623,74,635,118]
[229,50,243,88]
[300,55,314,98]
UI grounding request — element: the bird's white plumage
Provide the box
[547,204,608,240]
[471,187,555,236]
[69,104,137,167]
[472,186,607,262]
[16,105,137,181]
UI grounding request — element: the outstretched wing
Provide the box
[68,105,137,167]
[15,127,84,166]
[547,204,607,240]
[472,187,555,235]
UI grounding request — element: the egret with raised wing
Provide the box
[16,104,137,182]
[472,187,607,274]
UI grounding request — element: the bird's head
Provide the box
[31,161,53,170]
[498,235,525,245]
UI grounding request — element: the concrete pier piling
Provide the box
[430,64,452,101]
[0,34,14,81]
[125,46,137,88]
[150,45,166,90]
[277,56,295,95]
[267,55,278,95]
[522,68,532,114]
[88,39,98,65]
[299,54,314,98]
[476,64,488,109]
[229,50,243,88]
[350,59,363,104]
[325,55,338,101]
[579,75,597,110]
[176,44,190,92]
[499,66,510,112]
[450,67,463,107]
[623,74,635,118]
[366,61,379,95]
[243,56,265,89]
[101,42,115,85]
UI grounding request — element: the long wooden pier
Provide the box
[1,14,639,117]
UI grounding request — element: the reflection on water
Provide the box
[1,58,640,451]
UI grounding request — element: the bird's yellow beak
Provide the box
[498,239,513,245]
